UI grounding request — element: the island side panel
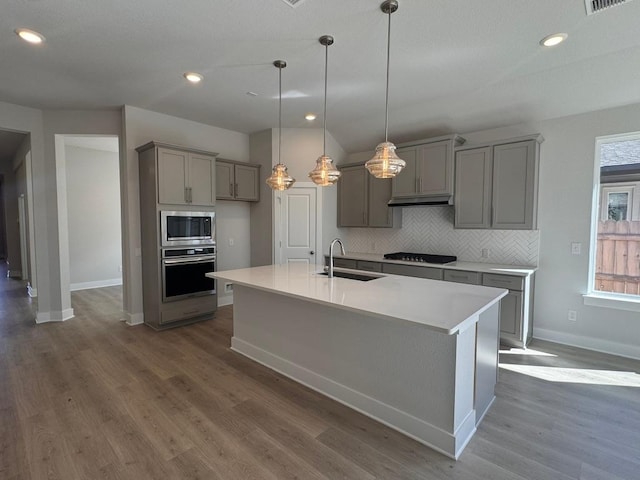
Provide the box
[474,301,500,424]
[230,284,478,459]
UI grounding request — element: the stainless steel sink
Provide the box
[317,271,383,281]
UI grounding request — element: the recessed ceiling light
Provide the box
[540,33,568,47]
[15,28,45,45]
[305,113,317,121]
[183,72,203,83]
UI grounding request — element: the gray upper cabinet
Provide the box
[216,159,260,202]
[454,136,542,230]
[391,135,465,201]
[492,141,537,229]
[454,147,492,228]
[140,143,217,207]
[338,164,398,228]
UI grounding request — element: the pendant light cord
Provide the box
[278,65,282,165]
[323,41,328,155]
[384,2,392,143]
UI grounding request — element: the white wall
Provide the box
[65,145,122,290]
[216,200,251,305]
[122,105,250,322]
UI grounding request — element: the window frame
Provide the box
[585,132,640,312]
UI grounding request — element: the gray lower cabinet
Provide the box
[216,159,260,202]
[381,263,443,280]
[443,269,481,285]
[331,258,357,269]
[338,164,398,228]
[454,137,542,230]
[356,260,383,272]
[482,272,533,347]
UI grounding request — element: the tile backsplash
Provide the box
[344,206,539,266]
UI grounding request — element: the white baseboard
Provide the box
[534,328,640,361]
[27,285,37,297]
[125,312,144,326]
[36,308,75,323]
[231,337,466,460]
[70,278,122,292]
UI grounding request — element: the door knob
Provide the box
[310,251,315,255]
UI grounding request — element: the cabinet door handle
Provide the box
[188,187,193,203]
[185,187,189,203]
[419,177,423,192]
[229,183,233,196]
[234,183,238,197]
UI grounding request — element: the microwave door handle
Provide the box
[163,256,216,265]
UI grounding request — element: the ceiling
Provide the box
[2,0,640,154]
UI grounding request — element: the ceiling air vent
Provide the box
[280,0,308,7]
[585,0,632,15]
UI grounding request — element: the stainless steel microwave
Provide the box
[160,210,215,247]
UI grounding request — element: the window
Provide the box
[599,184,635,221]
[586,133,640,310]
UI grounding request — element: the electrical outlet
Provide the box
[568,310,577,322]
[224,283,234,293]
[228,238,235,246]
[481,248,490,259]
[571,242,581,255]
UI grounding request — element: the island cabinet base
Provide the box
[230,285,500,459]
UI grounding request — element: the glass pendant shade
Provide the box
[365,141,405,178]
[266,163,295,191]
[309,154,340,186]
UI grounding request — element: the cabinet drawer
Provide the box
[482,273,524,291]
[443,270,481,285]
[356,260,383,273]
[332,258,357,269]
[160,297,216,325]
[382,263,443,280]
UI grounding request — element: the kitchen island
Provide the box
[208,263,507,459]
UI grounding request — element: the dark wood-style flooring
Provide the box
[1,266,639,479]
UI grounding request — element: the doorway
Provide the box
[274,182,321,265]
[61,135,123,311]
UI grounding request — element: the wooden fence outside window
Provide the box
[595,220,640,294]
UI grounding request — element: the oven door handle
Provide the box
[163,256,216,265]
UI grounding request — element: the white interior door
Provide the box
[276,185,319,265]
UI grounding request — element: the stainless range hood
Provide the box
[388,195,453,207]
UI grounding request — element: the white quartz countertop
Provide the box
[209,263,507,335]
[331,252,537,276]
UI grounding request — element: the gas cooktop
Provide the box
[383,252,457,264]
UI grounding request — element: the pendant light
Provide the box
[266,60,296,191]
[309,35,341,186]
[365,0,406,179]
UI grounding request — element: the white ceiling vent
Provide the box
[280,0,309,7]
[585,0,632,15]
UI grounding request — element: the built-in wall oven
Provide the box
[160,210,215,247]
[162,247,216,302]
